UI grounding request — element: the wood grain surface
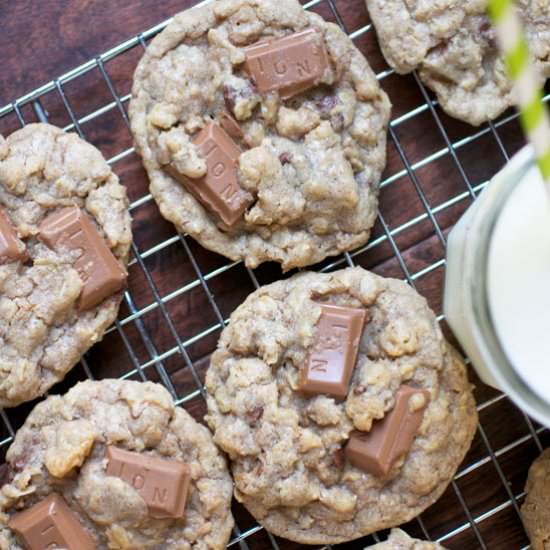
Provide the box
[0,1,546,549]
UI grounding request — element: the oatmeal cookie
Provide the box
[205,267,477,544]
[0,123,132,407]
[521,448,550,550]
[0,379,234,549]
[130,0,390,270]
[366,0,550,125]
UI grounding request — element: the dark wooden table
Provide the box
[0,1,546,549]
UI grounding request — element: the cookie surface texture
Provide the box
[366,0,550,125]
[130,0,391,270]
[0,123,132,407]
[205,267,477,544]
[0,379,234,549]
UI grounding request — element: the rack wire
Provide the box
[0,0,547,548]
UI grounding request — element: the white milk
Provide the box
[487,165,550,402]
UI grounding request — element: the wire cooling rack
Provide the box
[0,0,547,548]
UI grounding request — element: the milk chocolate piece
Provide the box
[219,112,244,140]
[243,29,330,99]
[105,446,191,519]
[0,208,26,264]
[8,494,95,550]
[345,386,431,476]
[167,121,251,228]
[299,303,367,400]
[39,207,127,311]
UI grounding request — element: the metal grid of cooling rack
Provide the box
[0,0,548,548]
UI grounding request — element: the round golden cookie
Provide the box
[130,0,390,270]
[0,379,234,549]
[0,123,132,407]
[205,267,477,544]
[365,529,446,549]
[522,448,550,550]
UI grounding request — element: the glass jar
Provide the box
[444,146,550,426]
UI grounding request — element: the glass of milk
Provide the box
[444,146,550,426]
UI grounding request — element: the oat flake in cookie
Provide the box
[366,0,550,126]
[521,448,550,550]
[129,0,391,270]
[0,379,234,549]
[0,124,132,408]
[205,267,477,544]
[365,529,446,549]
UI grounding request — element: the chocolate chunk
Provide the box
[479,17,497,48]
[243,28,330,99]
[105,446,191,519]
[480,20,491,32]
[223,85,236,114]
[317,95,339,117]
[245,405,264,426]
[8,494,95,550]
[39,207,127,311]
[330,448,345,470]
[0,207,26,265]
[279,152,292,165]
[219,112,244,140]
[299,303,367,400]
[345,386,431,476]
[169,120,252,228]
